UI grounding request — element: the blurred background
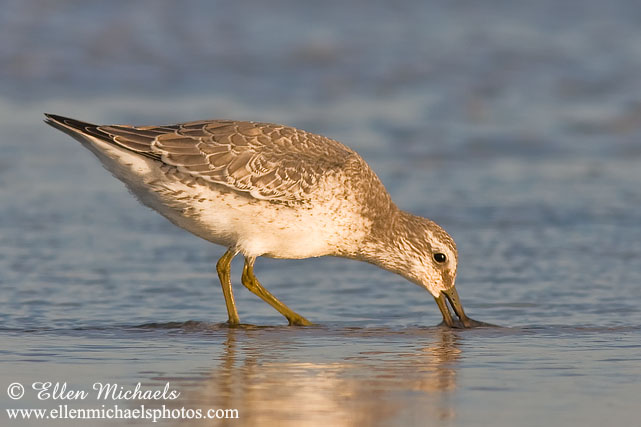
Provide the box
[1,1,640,426]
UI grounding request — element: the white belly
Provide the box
[146,176,367,259]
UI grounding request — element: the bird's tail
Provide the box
[44,113,111,144]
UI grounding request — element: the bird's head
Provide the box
[381,212,473,328]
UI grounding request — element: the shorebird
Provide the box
[45,113,476,328]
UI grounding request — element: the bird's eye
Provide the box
[433,253,447,264]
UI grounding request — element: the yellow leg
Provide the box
[216,249,240,325]
[241,257,312,326]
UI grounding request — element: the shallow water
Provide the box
[2,1,641,425]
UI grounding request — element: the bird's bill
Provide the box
[434,286,472,328]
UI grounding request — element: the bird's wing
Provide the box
[97,120,355,203]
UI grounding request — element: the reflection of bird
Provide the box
[172,327,461,426]
[45,114,472,327]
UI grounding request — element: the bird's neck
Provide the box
[353,208,427,283]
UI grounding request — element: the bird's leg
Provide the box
[216,249,240,326]
[241,257,312,326]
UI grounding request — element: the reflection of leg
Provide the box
[216,249,240,325]
[241,257,312,326]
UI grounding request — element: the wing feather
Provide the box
[97,120,354,203]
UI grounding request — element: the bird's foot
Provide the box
[287,316,313,326]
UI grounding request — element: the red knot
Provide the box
[45,114,476,328]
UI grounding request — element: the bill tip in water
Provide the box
[439,317,499,329]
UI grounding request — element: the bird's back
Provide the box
[46,115,361,205]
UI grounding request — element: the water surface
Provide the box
[1,1,641,425]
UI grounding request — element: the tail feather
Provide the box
[44,113,160,161]
[44,113,112,142]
